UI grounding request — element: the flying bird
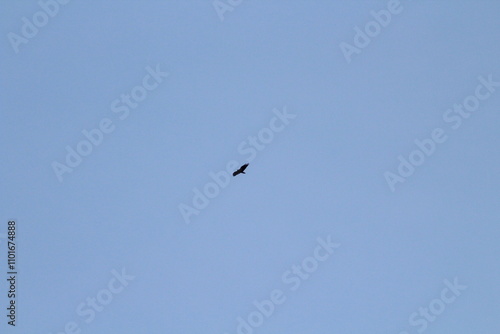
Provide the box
[233,163,249,177]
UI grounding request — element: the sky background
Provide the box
[1,1,500,333]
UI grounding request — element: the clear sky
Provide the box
[1,1,500,333]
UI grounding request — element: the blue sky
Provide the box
[1,1,500,333]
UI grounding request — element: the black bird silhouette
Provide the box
[233,163,249,177]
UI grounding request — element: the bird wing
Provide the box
[232,163,249,177]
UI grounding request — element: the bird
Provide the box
[233,163,249,177]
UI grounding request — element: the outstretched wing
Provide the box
[233,163,249,177]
